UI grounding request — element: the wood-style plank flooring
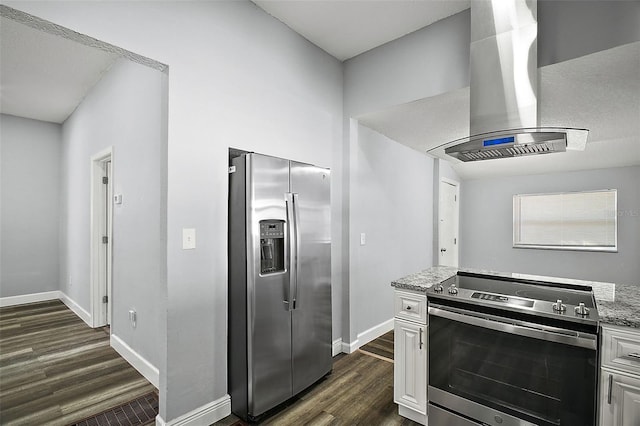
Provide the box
[217,330,419,426]
[359,330,394,362]
[0,300,156,426]
[2,302,412,425]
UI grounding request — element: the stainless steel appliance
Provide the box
[428,272,599,426]
[228,152,332,421]
[428,0,589,162]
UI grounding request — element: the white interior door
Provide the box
[91,148,113,328]
[439,179,459,267]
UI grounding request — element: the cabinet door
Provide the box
[600,370,640,426]
[394,318,427,414]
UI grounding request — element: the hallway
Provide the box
[0,300,157,425]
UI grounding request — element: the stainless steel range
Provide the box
[427,272,599,426]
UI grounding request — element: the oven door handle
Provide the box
[428,304,597,350]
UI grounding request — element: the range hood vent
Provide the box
[445,127,588,162]
[429,0,588,162]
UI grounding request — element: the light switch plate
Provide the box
[114,194,123,204]
[182,228,196,250]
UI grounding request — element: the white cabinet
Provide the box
[600,325,640,426]
[394,290,427,425]
[599,370,640,426]
[394,318,426,412]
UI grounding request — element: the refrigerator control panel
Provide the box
[260,221,284,238]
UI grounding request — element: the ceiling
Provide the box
[359,41,640,179]
[253,0,470,61]
[1,2,469,124]
[2,3,638,180]
[0,15,119,124]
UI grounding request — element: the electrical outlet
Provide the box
[129,310,137,328]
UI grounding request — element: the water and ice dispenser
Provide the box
[259,220,285,274]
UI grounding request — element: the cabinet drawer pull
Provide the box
[419,328,423,350]
[406,306,412,310]
[628,352,640,360]
[607,374,613,405]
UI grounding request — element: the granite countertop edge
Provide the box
[391,266,640,330]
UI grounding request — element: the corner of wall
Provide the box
[154,394,230,426]
[110,333,160,389]
[59,291,92,326]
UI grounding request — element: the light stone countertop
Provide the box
[391,266,640,329]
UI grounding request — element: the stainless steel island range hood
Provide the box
[430,0,588,162]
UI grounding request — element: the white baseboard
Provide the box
[155,394,231,426]
[332,338,343,356]
[59,291,92,327]
[342,339,360,354]
[339,318,394,354]
[0,291,59,307]
[0,291,92,328]
[356,318,394,349]
[111,334,159,389]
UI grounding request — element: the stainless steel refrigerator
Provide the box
[228,152,332,421]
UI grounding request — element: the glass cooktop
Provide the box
[430,272,599,326]
[454,274,595,307]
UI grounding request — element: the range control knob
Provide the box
[575,302,590,316]
[433,284,444,293]
[448,285,459,295]
[553,299,566,312]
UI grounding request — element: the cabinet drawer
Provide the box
[601,326,640,376]
[394,290,427,323]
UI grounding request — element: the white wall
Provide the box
[352,124,433,336]
[0,114,61,297]
[460,166,640,286]
[342,11,470,343]
[60,58,166,370]
[344,9,470,116]
[4,2,344,422]
[439,158,462,183]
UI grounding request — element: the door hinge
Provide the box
[102,295,108,303]
[102,236,108,244]
[102,176,109,184]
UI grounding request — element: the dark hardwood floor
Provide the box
[359,330,394,362]
[0,300,156,425]
[1,302,411,426]
[216,330,419,426]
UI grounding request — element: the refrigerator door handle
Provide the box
[291,193,300,310]
[285,193,297,311]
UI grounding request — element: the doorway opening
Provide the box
[438,178,459,267]
[90,147,113,327]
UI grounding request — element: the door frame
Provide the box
[90,147,113,328]
[438,177,460,267]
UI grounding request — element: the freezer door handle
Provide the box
[291,193,300,309]
[285,193,299,310]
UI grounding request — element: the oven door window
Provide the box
[429,315,597,426]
